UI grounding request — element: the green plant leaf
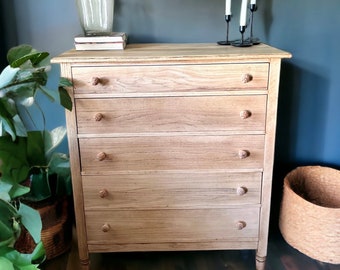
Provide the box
[0,246,41,269]
[56,77,73,111]
[24,172,51,202]
[0,136,30,182]
[0,199,19,247]
[59,77,72,88]
[0,256,15,270]
[0,102,17,140]
[7,45,32,65]
[12,115,27,137]
[49,153,71,197]
[0,116,16,141]
[0,181,12,201]
[49,153,70,177]
[9,183,30,199]
[10,85,35,107]
[26,131,45,166]
[30,240,45,263]
[0,65,20,89]
[18,203,42,244]
[0,97,17,117]
[44,127,66,160]
[58,86,72,111]
[0,220,15,247]
[7,44,49,69]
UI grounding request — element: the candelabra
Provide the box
[248,3,260,45]
[217,15,233,45]
[218,2,261,48]
[232,25,252,47]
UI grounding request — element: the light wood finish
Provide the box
[79,135,264,172]
[85,208,260,246]
[75,95,267,134]
[71,63,269,95]
[52,43,291,270]
[82,172,262,209]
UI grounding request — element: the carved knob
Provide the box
[96,152,107,161]
[240,110,252,119]
[94,113,104,122]
[236,186,248,196]
[99,189,109,198]
[238,150,250,159]
[242,74,253,83]
[236,221,247,230]
[91,77,101,85]
[102,223,111,232]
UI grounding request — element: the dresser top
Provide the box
[52,43,291,65]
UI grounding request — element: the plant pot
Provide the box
[279,166,340,264]
[76,0,115,36]
[14,196,73,260]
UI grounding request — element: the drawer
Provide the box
[85,208,260,245]
[79,135,264,173]
[76,95,266,134]
[82,171,262,210]
[71,63,269,95]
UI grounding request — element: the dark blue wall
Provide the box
[6,0,340,169]
[269,0,340,168]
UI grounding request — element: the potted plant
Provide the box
[0,44,72,269]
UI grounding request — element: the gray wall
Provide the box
[5,0,340,169]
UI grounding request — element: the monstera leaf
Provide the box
[0,44,72,140]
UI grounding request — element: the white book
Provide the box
[74,32,127,43]
[74,41,126,51]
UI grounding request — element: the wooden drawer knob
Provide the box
[99,189,109,198]
[96,152,107,161]
[236,221,247,230]
[91,76,101,85]
[94,113,104,121]
[236,186,248,196]
[240,110,252,119]
[102,223,111,232]
[238,150,250,159]
[242,73,253,83]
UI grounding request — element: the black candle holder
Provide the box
[248,4,260,45]
[217,15,233,45]
[232,25,252,47]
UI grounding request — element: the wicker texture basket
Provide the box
[279,166,340,264]
[15,197,72,260]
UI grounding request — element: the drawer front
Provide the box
[76,95,266,134]
[72,63,269,95]
[79,135,264,173]
[82,172,262,210]
[85,208,260,244]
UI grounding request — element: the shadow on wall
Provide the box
[275,61,330,165]
[0,0,17,69]
[261,0,273,41]
[114,0,230,43]
[270,61,331,230]
[115,0,156,43]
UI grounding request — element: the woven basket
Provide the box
[279,166,340,264]
[15,197,72,260]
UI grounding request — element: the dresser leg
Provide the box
[80,258,90,270]
[256,255,266,270]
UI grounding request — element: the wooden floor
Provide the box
[41,228,340,270]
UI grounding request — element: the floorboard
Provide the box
[41,228,340,270]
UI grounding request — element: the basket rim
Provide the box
[283,165,340,210]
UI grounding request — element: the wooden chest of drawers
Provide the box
[52,43,291,270]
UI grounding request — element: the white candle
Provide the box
[250,0,256,4]
[225,0,231,15]
[240,0,248,26]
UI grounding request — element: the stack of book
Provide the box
[74,32,127,51]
